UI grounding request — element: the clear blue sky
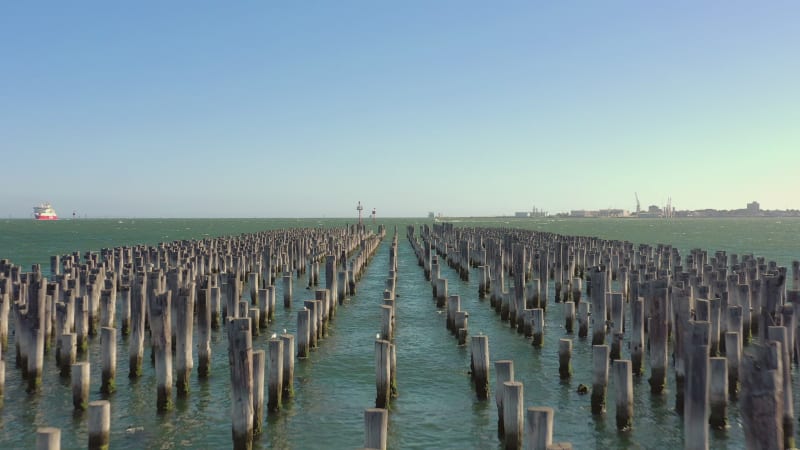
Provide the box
[2,1,798,218]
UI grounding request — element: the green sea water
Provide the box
[0,217,798,449]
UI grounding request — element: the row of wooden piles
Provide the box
[413,222,800,450]
[406,225,573,450]
[0,223,385,449]
[362,228,400,450]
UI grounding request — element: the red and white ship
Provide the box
[33,202,58,220]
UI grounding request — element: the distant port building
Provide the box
[747,201,760,214]
[570,209,629,218]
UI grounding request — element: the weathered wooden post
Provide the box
[613,359,633,431]
[631,298,644,375]
[532,308,544,348]
[119,284,131,335]
[36,427,61,450]
[268,336,284,413]
[559,339,572,379]
[456,311,469,346]
[282,273,292,308]
[88,400,111,450]
[100,327,116,395]
[71,362,90,411]
[435,278,448,308]
[648,282,668,394]
[129,277,146,378]
[740,344,783,450]
[709,357,728,429]
[563,301,575,334]
[228,317,254,449]
[176,284,195,396]
[725,332,741,397]
[471,335,490,400]
[297,308,310,358]
[210,286,222,328]
[577,302,590,339]
[683,342,709,449]
[381,305,393,341]
[99,289,115,329]
[375,338,391,408]
[364,408,388,450]
[0,357,3,407]
[303,301,318,348]
[281,333,295,399]
[197,285,212,378]
[503,381,524,450]
[768,326,795,448]
[150,291,172,411]
[592,345,609,414]
[252,349,265,436]
[75,295,88,354]
[58,333,76,377]
[590,267,607,345]
[495,360,514,438]
[257,289,269,329]
[525,407,554,450]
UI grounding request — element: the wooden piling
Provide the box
[176,285,194,395]
[768,325,795,448]
[282,273,292,308]
[725,332,741,397]
[613,360,633,431]
[471,335,490,400]
[87,400,110,450]
[375,339,391,408]
[119,284,131,335]
[281,333,295,398]
[381,305,393,341]
[741,344,783,450]
[303,301,318,349]
[563,301,575,334]
[532,308,544,348]
[149,291,172,411]
[456,311,468,346]
[558,339,572,379]
[71,362,90,411]
[435,278,448,308]
[648,283,668,394]
[685,344,710,449]
[197,285,212,378]
[100,327,116,395]
[36,427,61,450]
[503,381,524,450]
[577,302,590,339]
[495,360,514,437]
[709,357,728,429]
[297,308,310,358]
[228,317,254,449]
[364,408,388,450]
[590,267,607,345]
[58,333,76,377]
[268,337,284,413]
[252,350,265,436]
[631,298,644,376]
[591,345,609,414]
[525,407,554,450]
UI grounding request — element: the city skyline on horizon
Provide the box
[2,2,798,218]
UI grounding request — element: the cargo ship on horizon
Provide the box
[33,203,58,220]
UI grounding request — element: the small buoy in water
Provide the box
[577,384,589,395]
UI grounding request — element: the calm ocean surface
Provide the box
[1,217,798,449]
